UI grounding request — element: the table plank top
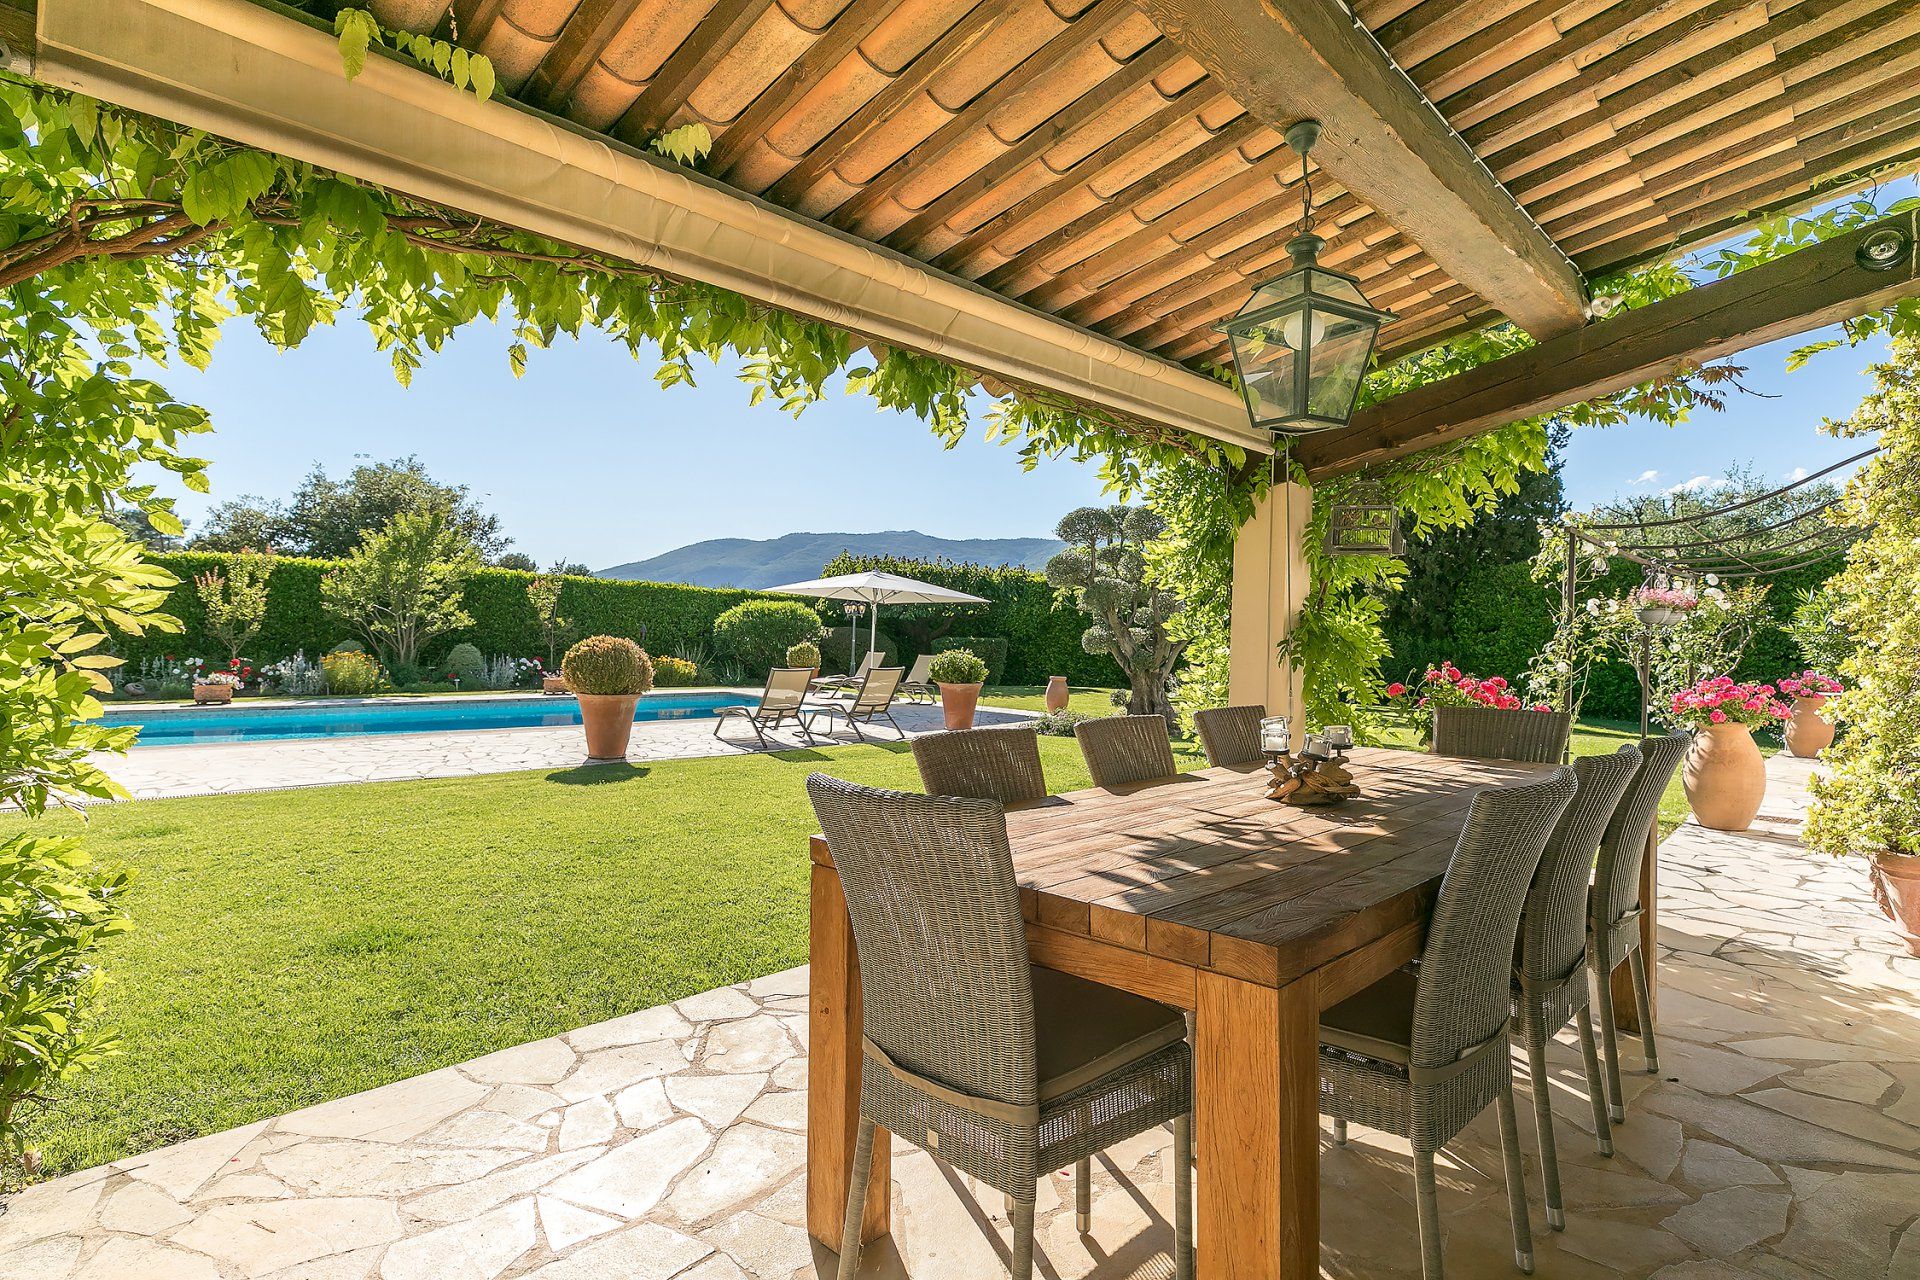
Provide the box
[810,746,1556,989]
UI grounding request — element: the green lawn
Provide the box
[9,697,1687,1180]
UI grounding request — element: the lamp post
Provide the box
[1219,120,1396,436]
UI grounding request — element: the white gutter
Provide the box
[33,0,1269,455]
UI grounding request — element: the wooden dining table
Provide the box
[805,746,1568,1279]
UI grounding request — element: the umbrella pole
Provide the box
[869,602,879,666]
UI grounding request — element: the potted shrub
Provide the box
[1778,670,1843,758]
[1806,340,1920,953]
[1630,583,1698,629]
[930,648,988,730]
[193,670,240,704]
[563,635,655,762]
[786,641,821,678]
[1669,676,1790,832]
[1389,662,1567,757]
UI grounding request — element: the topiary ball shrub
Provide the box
[329,639,366,654]
[563,635,655,696]
[712,600,825,675]
[320,650,383,696]
[651,655,699,687]
[929,648,988,686]
[445,642,486,687]
[786,641,821,670]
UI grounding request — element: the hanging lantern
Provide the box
[1220,120,1396,435]
[1325,484,1403,557]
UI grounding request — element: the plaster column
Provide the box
[1228,478,1312,718]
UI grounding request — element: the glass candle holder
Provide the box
[1260,715,1292,754]
[1300,734,1333,761]
[1323,724,1354,750]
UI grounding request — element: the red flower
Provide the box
[1386,682,1407,697]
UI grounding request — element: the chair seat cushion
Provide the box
[1318,968,1417,1066]
[1032,966,1187,1103]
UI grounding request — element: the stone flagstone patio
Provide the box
[5,755,1919,1279]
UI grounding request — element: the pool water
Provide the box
[104,692,748,745]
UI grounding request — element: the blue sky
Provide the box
[145,272,1892,571]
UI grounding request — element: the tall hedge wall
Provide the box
[114,553,772,670]
[819,553,1121,686]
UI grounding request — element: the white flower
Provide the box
[1586,598,1602,615]
[1705,573,1720,586]
[1555,661,1571,674]
[1590,557,1609,574]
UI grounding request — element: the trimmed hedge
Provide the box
[115,553,778,671]
[942,637,1008,684]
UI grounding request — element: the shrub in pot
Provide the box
[930,648,988,730]
[785,641,821,675]
[1778,670,1842,758]
[1669,676,1790,832]
[563,635,655,761]
[1386,661,1567,758]
[1806,338,1920,954]
[712,600,824,676]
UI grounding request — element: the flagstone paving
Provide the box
[93,699,1032,800]
[6,754,1918,1278]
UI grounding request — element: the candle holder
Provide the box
[1263,724,1361,806]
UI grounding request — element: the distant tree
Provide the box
[527,575,575,667]
[493,552,537,572]
[107,506,183,550]
[320,509,478,669]
[284,457,506,559]
[1045,505,1184,719]
[194,548,275,665]
[189,497,281,552]
[548,559,590,576]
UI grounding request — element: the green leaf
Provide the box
[335,9,375,82]
[470,55,497,102]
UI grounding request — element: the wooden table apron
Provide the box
[805,748,1587,1279]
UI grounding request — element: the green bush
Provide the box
[329,639,365,654]
[822,625,897,676]
[785,641,821,670]
[652,655,699,687]
[562,636,655,696]
[929,649,988,685]
[1033,708,1099,736]
[445,642,486,687]
[712,600,824,675]
[321,650,383,695]
[942,636,1007,684]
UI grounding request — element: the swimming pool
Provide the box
[104,692,749,745]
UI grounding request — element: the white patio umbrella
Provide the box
[762,571,989,668]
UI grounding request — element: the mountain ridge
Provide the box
[595,530,1064,589]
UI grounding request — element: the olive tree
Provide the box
[1045,506,1184,720]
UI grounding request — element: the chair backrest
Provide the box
[1521,749,1641,987]
[1431,705,1574,764]
[913,726,1049,805]
[1411,767,1576,1071]
[1192,704,1266,768]
[903,653,935,685]
[852,650,887,678]
[851,666,905,712]
[1074,714,1178,789]
[806,775,1037,1110]
[761,666,813,712]
[1592,732,1690,933]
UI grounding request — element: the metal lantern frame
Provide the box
[1325,483,1405,557]
[1219,121,1396,437]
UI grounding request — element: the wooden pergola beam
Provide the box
[1134,0,1589,341]
[1293,210,1920,479]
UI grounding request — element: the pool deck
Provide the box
[90,693,1039,800]
[8,755,1920,1278]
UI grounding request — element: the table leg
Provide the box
[1612,830,1658,1034]
[1195,969,1320,1279]
[807,863,890,1248]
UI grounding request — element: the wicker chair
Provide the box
[1589,732,1689,1124]
[912,726,1049,805]
[1320,766,1577,1279]
[1074,714,1178,789]
[1512,748,1641,1231]
[807,776,1193,1280]
[1192,704,1265,768]
[1431,705,1574,764]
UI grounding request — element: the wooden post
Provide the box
[1195,969,1321,1279]
[1229,475,1313,718]
[807,862,890,1248]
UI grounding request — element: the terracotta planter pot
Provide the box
[939,682,982,730]
[1870,853,1920,957]
[1784,694,1835,758]
[1045,676,1070,714]
[1682,722,1766,832]
[542,675,569,695]
[193,683,234,704]
[576,693,639,761]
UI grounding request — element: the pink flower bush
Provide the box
[1778,670,1842,698]
[1669,675,1791,730]
[1631,585,1699,612]
[1382,662,1551,713]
